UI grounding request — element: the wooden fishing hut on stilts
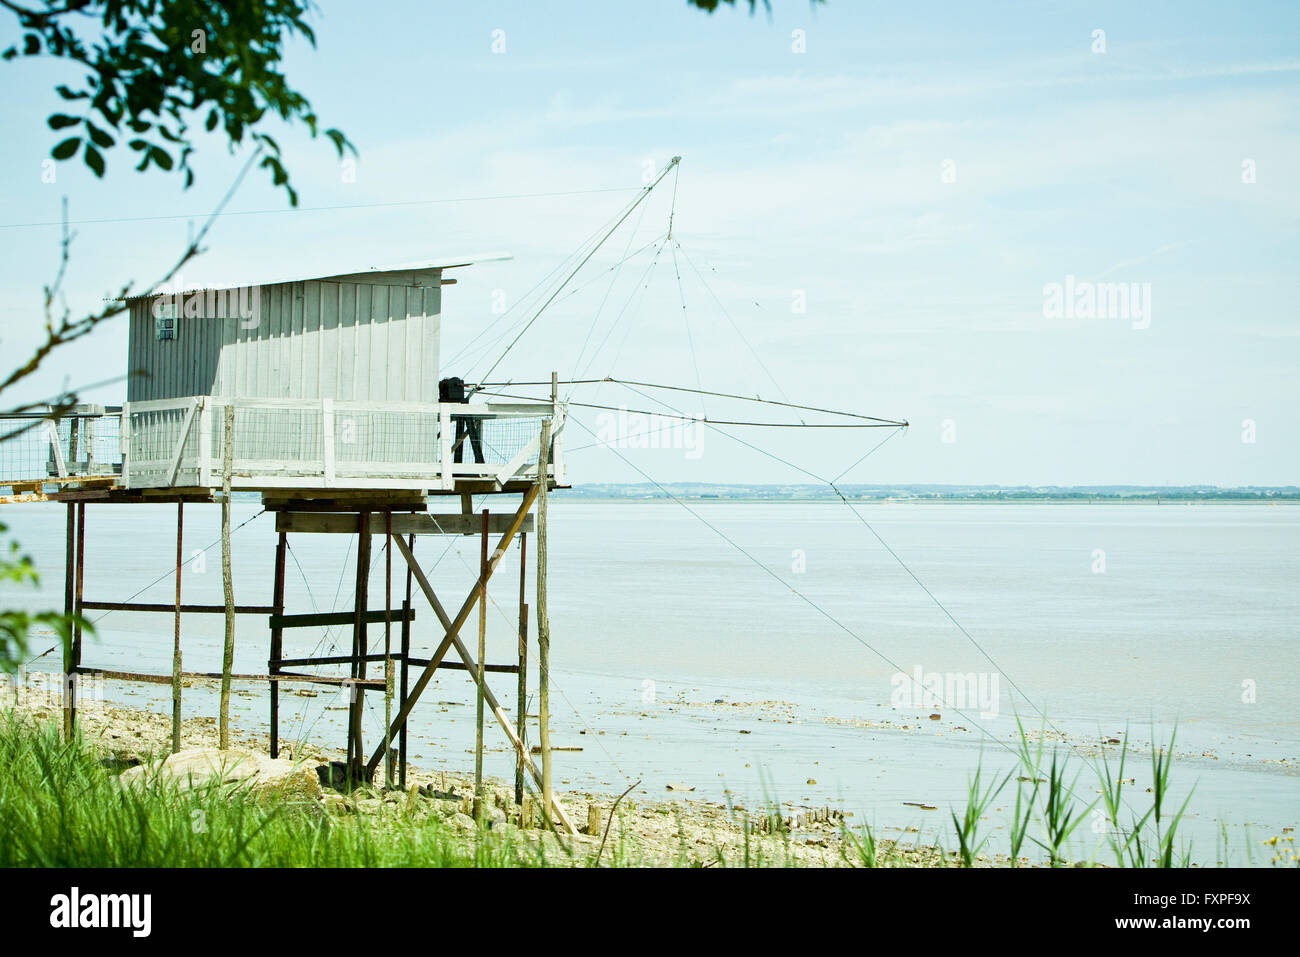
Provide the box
[0,256,577,833]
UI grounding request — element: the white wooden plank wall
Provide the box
[127,279,441,403]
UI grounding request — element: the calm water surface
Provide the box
[3,500,1296,863]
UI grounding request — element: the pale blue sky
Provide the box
[1,0,1296,485]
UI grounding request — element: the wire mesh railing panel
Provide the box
[475,414,543,467]
[211,405,324,472]
[0,420,56,483]
[0,413,122,484]
[57,415,122,475]
[335,409,440,474]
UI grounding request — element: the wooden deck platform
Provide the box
[1,396,566,502]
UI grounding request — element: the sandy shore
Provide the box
[0,681,1003,867]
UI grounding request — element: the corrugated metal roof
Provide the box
[116,252,512,301]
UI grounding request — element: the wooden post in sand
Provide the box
[384,509,394,789]
[350,510,372,782]
[218,404,235,750]
[71,502,85,734]
[61,503,74,739]
[269,530,287,758]
[171,502,183,753]
[515,531,528,806]
[473,508,489,820]
[536,385,554,822]
[399,533,413,789]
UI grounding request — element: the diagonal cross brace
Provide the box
[365,484,536,775]
[367,488,576,834]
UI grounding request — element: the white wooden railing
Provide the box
[122,396,565,492]
[0,406,123,486]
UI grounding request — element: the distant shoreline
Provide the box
[556,496,1300,504]
[557,484,1300,505]
[219,486,1300,505]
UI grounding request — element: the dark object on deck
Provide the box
[440,376,485,464]
[438,377,467,403]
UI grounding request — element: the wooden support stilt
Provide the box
[399,533,413,789]
[269,529,287,758]
[350,510,372,783]
[516,531,528,806]
[537,414,554,826]
[71,501,84,736]
[219,404,236,750]
[171,502,183,753]
[61,502,75,740]
[67,415,80,471]
[384,509,394,789]
[474,508,488,820]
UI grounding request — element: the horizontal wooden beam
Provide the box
[81,600,275,615]
[276,511,534,536]
[263,499,428,513]
[406,657,519,675]
[3,475,119,487]
[78,668,384,689]
[269,608,415,630]
[277,671,386,689]
[274,653,517,674]
[48,490,215,504]
[274,653,398,668]
[452,479,555,495]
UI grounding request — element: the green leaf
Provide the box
[85,123,115,149]
[325,128,352,156]
[262,155,288,186]
[52,137,81,160]
[84,144,105,178]
[13,2,350,206]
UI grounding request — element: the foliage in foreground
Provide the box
[841,718,1203,868]
[3,710,1280,869]
[5,0,351,201]
[0,715,537,868]
[0,522,80,675]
